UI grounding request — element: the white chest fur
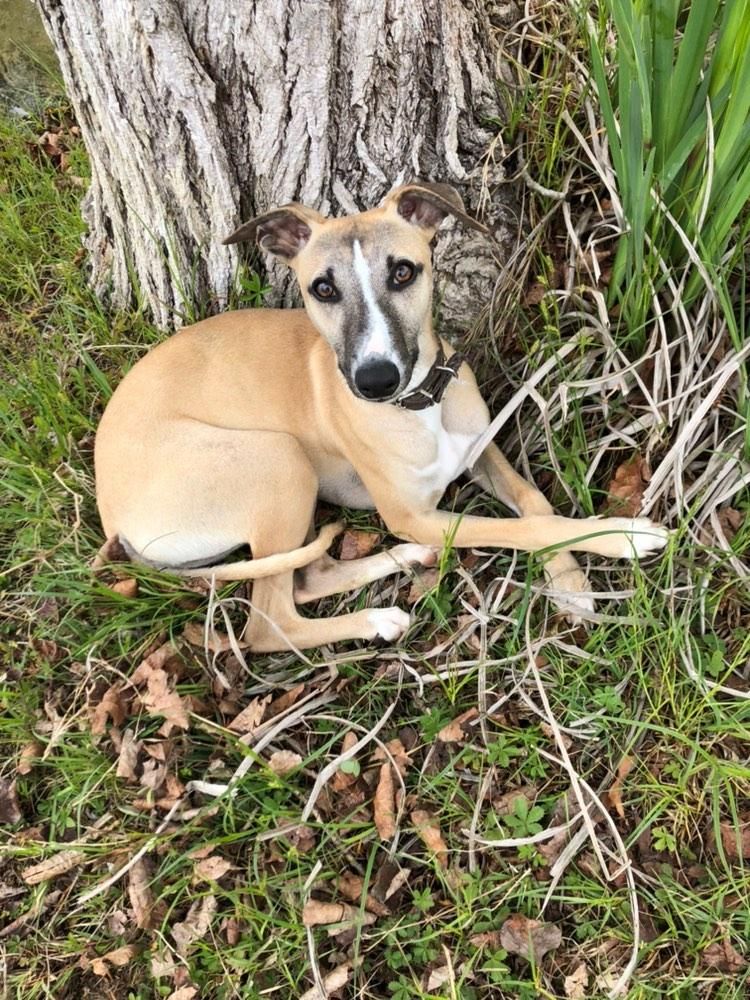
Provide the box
[410,404,479,503]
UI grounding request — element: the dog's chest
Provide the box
[409,406,478,503]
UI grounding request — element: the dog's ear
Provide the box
[382,181,488,239]
[223,204,324,259]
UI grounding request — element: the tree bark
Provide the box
[36,0,518,330]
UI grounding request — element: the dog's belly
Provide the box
[317,459,375,508]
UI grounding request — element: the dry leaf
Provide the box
[116,729,142,782]
[300,961,355,1000]
[0,777,24,825]
[607,756,634,819]
[373,763,397,841]
[373,738,411,777]
[500,913,562,963]
[109,578,138,598]
[303,900,360,926]
[227,695,271,735]
[411,809,448,868]
[90,944,138,976]
[22,850,84,885]
[166,988,199,1000]
[564,963,589,998]
[701,937,747,973]
[151,952,178,978]
[172,895,217,955]
[331,732,360,791]
[90,682,128,736]
[138,666,189,735]
[719,816,750,860]
[437,707,478,743]
[193,855,233,883]
[267,750,302,776]
[17,742,43,776]
[717,507,744,542]
[492,785,537,817]
[339,530,379,560]
[267,683,305,719]
[128,857,154,930]
[222,915,241,945]
[604,455,651,517]
[407,567,440,603]
[336,873,390,917]
[470,931,504,949]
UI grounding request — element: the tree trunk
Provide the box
[36,0,517,330]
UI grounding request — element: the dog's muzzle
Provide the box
[354,359,401,400]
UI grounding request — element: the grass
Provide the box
[1,3,750,997]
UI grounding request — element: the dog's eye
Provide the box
[311,278,340,302]
[389,260,416,289]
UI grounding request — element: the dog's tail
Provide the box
[93,522,344,581]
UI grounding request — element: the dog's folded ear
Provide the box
[382,181,489,239]
[223,204,325,259]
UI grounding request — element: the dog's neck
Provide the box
[395,338,463,411]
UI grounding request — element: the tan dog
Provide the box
[95,182,667,651]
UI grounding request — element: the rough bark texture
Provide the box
[36,0,518,330]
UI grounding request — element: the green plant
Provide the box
[587,0,750,334]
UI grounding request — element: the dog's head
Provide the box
[224,182,486,402]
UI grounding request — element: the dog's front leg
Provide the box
[378,503,667,562]
[470,442,594,617]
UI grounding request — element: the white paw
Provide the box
[604,517,670,559]
[368,607,411,642]
[544,555,595,622]
[390,544,439,569]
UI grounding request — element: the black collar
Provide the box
[395,345,464,411]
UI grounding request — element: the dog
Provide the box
[94,181,668,651]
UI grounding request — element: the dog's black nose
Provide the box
[354,360,400,400]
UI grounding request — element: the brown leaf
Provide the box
[499,913,562,963]
[339,530,380,560]
[193,855,233,883]
[0,779,23,825]
[564,963,589,998]
[299,961,356,1000]
[407,567,440,604]
[267,683,306,719]
[227,695,271,735]
[606,756,634,819]
[266,750,302,776]
[331,732,360,791]
[302,900,359,926]
[437,707,479,743]
[17,742,43,776]
[171,895,217,955]
[719,816,750,859]
[90,682,128,736]
[116,729,142,781]
[604,455,651,517]
[128,857,154,930]
[470,930,504,949]
[22,850,84,885]
[701,937,747,973]
[221,916,241,945]
[138,666,189,735]
[492,785,537,817]
[90,944,138,977]
[374,763,397,841]
[166,988,199,1000]
[109,578,138,599]
[336,872,390,917]
[411,809,448,868]
[372,738,411,777]
[717,507,744,541]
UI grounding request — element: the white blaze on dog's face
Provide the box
[223,183,483,401]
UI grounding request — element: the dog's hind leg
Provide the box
[241,444,412,652]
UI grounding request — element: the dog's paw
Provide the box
[601,517,670,559]
[390,543,439,569]
[368,607,411,642]
[544,553,595,622]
